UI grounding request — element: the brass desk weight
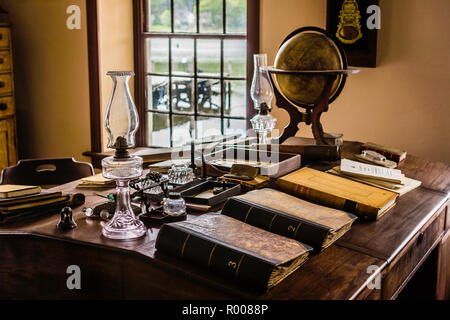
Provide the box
[101,71,146,240]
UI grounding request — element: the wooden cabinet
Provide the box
[0,118,16,170]
[0,12,17,173]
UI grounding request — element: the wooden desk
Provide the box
[1,142,449,299]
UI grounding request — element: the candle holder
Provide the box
[101,71,146,240]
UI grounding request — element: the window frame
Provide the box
[133,0,260,147]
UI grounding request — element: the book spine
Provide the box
[275,180,379,221]
[221,198,329,252]
[155,224,275,291]
[360,145,404,163]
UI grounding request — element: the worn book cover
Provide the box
[0,193,85,225]
[361,142,407,163]
[0,184,41,198]
[221,188,357,251]
[155,214,312,291]
[275,167,398,221]
[0,194,70,214]
[0,191,62,207]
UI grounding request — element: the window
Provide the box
[134,0,259,147]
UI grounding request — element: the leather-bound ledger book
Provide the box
[0,191,62,207]
[275,167,398,221]
[155,214,312,291]
[221,188,357,252]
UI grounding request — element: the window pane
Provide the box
[174,0,196,32]
[197,39,221,76]
[199,0,223,33]
[148,76,169,111]
[224,39,246,77]
[147,112,171,147]
[223,118,246,137]
[146,38,169,74]
[172,38,194,75]
[146,0,171,32]
[196,117,222,139]
[198,78,221,115]
[172,114,194,147]
[226,0,246,34]
[224,80,246,117]
[172,77,194,113]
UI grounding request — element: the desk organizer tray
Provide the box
[139,207,187,224]
[205,147,301,178]
[180,181,241,207]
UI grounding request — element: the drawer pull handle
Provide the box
[418,232,425,243]
[0,81,4,88]
[0,103,6,110]
[0,34,2,40]
[0,58,3,64]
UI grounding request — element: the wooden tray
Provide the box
[139,207,187,224]
[180,181,241,206]
[205,147,301,178]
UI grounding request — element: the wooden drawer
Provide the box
[0,96,14,118]
[437,228,450,299]
[382,206,446,299]
[0,50,12,73]
[0,73,12,96]
[0,117,17,171]
[0,28,10,49]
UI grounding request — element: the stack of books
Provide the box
[0,185,74,225]
[156,188,357,291]
[329,159,422,197]
[76,173,115,188]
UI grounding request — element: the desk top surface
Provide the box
[1,141,449,299]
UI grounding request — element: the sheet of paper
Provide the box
[340,159,404,183]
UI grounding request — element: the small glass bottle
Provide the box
[163,192,186,216]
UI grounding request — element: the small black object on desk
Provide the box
[190,139,196,171]
[57,207,77,231]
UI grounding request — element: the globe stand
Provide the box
[267,26,360,146]
[269,72,339,145]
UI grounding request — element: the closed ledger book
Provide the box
[0,184,41,198]
[221,188,357,252]
[0,191,67,215]
[275,167,398,221]
[155,214,312,291]
[360,142,407,163]
[0,192,85,225]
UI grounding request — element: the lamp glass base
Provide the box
[101,155,146,240]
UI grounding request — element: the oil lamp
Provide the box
[101,71,146,240]
[250,54,277,144]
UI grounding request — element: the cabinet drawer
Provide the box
[0,51,12,73]
[382,207,446,299]
[0,73,12,96]
[0,96,14,118]
[0,118,17,171]
[0,28,10,49]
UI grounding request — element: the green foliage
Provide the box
[148,0,246,31]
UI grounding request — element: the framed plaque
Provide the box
[326,0,379,67]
